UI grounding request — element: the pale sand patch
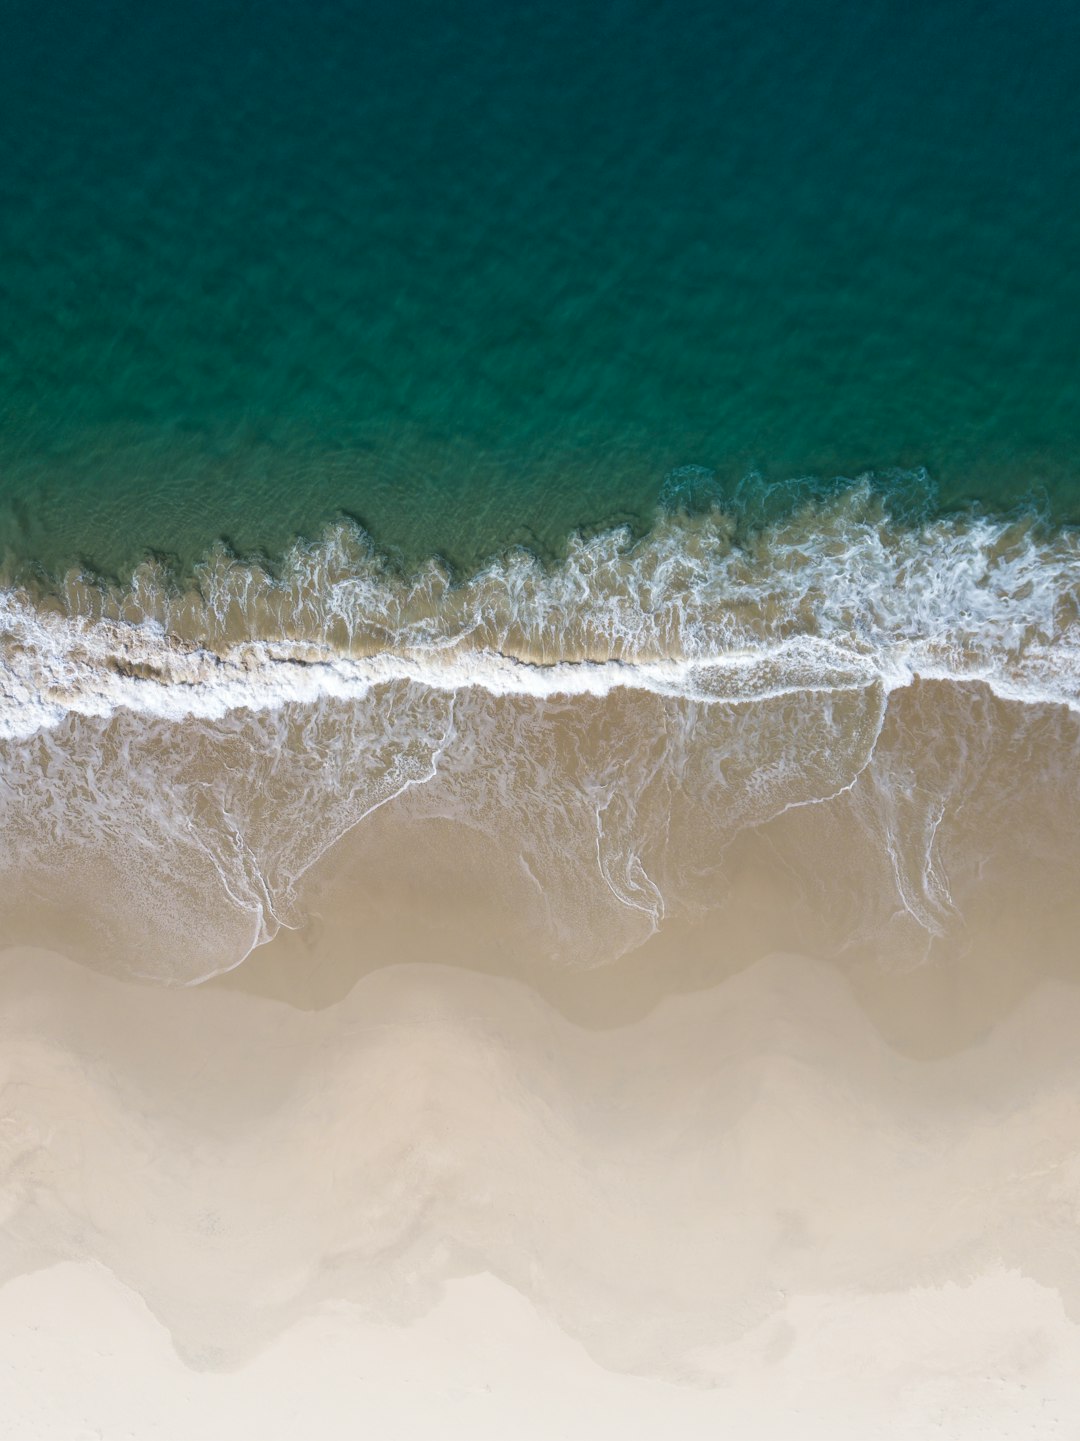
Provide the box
[3,1260,1079,1441]
[5,935,1080,1436]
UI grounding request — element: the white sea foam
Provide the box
[2,487,1079,984]
[1,484,1079,740]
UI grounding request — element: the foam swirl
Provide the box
[2,484,1078,740]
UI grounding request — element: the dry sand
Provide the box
[5,890,1080,1435]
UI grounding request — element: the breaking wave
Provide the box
[1,481,1079,983]
[1,481,1078,740]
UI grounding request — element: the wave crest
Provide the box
[2,483,1079,740]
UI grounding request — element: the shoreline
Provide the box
[1,487,1078,746]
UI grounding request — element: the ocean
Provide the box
[1,0,1079,582]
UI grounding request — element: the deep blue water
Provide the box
[1,0,1078,577]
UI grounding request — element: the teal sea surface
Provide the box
[2,0,1079,582]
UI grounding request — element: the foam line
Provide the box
[2,487,1078,739]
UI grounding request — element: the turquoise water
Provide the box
[2,0,1079,579]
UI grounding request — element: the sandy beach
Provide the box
[5,936,1080,1438]
[4,675,1080,1437]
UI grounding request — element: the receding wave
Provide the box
[1,481,1079,984]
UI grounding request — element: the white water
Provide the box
[2,486,1079,741]
[1,489,1078,983]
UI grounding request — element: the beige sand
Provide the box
[4,679,1080,1436]
[5,913,1080,1436]
[5,1260,1080,1440]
